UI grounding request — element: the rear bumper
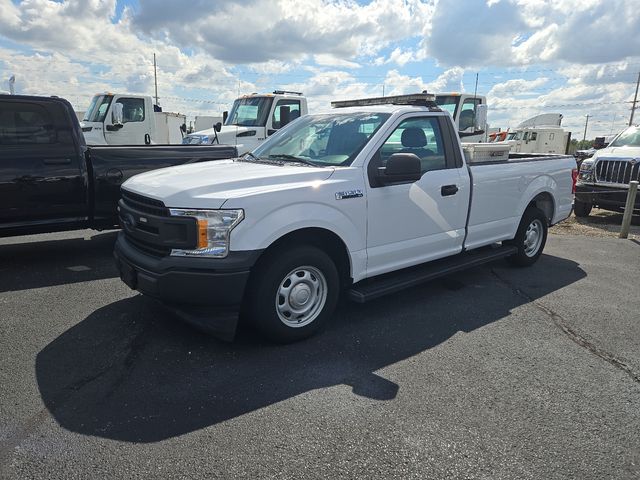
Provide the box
[114,232,262,339]
[575,184,640,211]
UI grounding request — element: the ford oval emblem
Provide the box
[122,213,136,232]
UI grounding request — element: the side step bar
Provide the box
[348,245,518,303]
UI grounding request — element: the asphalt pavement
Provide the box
[0,230,639,479]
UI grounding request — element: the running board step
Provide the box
[348,245,518,303]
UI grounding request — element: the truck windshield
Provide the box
[83,95,113,123]
[252,112,390,167]
[435,95,460,118]
[225,97,274,127]
[610,126,640,147]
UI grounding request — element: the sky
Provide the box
[0,0,639,138]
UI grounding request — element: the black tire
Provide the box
[574,200,592,217]
[505,207,548,267]
[244,245,340,343]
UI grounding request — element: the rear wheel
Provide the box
[244,245,340,342]
[574,200,592,217]
[505,207,548,267]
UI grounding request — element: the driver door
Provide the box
[104,97,150,145]
[365,115,470,277]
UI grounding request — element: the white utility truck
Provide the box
[504,114,571,154]
[81,93,186,145]
[114,93,576,342]
[182,91,309,154]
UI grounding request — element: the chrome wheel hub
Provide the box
[524,219,544,257]
[276,266,328,328]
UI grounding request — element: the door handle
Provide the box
[43,158,71,165]
[105,168,124,183]
[441,184,458,196]
[144,133,151,145]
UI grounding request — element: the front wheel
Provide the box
[574,200,592,217]
[244,246,340,342]
[505,207,548,267]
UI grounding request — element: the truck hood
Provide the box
[186,125,257,143]
[122,159,335,209]
[592,146,640,161]
[80,121,106,145]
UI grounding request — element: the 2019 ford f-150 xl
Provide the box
[114,93,577,342]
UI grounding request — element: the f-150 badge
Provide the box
[335,190,364,200]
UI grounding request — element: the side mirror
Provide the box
[279,106,291,128]
[222,111,228,124]
[474,104,488,132]
[180,123,187,133]
[214,122,222,132]
[377,153,422,185]
[111,102,124,126]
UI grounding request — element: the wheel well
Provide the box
[528,192,554,225]
[257,228,352,285]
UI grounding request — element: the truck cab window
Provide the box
[531,132,538,141]
[83,95,112,123]
[378,117,446,174]
[0,103,57,145]
[118,98,145,123]
[459,99,480,131]
[272,100,301,129]
[225,97,273,127]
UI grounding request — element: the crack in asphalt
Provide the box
[490,267,640,385]
[0,319,150,465]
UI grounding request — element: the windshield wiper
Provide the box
[267,154,319,167]
[237,152,285,166]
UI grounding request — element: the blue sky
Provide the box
[1,0,639,137]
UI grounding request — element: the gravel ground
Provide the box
[551,208,640,239]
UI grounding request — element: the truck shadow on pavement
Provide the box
[0,231,119,293]
[35,254,586,443]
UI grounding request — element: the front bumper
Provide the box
[575,184,640,211]
[114,232,262,340]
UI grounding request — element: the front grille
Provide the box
[127,235,172,258]
[595,159,640,185]
[121,189,168,217]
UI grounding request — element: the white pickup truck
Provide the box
[114,93,576,342]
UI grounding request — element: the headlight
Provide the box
[578,160,595,182]
[182,135,210,145]
[169,209,244,258]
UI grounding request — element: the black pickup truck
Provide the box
[0,95,236,237]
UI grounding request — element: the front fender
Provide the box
[230,201,367,282]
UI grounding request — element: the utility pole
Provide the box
[583,114,591,141]
[629,71,640,126]
[153,53,159,106]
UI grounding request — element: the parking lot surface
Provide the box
[1,230,639,479]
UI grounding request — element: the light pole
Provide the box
[583,114,591,142]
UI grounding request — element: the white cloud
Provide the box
[132,0,435,64]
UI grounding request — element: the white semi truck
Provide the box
[182,91,309,154]
[81,93,187,145]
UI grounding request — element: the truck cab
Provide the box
[182,91,309,154]
[435,92,488,142]
[81,93,186,145]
